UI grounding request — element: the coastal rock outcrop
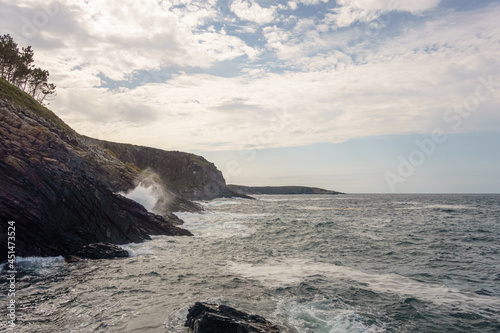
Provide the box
[87,138,252,201]
[0,78,192,261]
[185,302,281,333]
[72,242,130,260]
[227,185,343,195]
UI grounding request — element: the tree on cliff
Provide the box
[0,34,56,104]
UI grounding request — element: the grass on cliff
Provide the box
[0,78,72,133]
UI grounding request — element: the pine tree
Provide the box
[0,34,56,105]
[13,46,35,90]
[0,34,19,81]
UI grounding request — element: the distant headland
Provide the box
[227,185,344,195]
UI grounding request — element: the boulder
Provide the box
[185,302,281,333]
[72,242,129,260]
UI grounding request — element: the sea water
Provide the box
[1,194,499,332]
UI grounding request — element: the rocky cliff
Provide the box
[0,78,212,260]
[87,139,249,201]
[227,185,343,195]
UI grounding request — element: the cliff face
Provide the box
[87,139,249,201]
[227,185,343,195]
[0,79,193,260]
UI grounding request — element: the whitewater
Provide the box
[1,194,499,332]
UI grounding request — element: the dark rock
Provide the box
[185,302,281,333]
[87,138,253,201]
[227,185,344,195]
[72,242,129,260]
[0,79,193,261]
[64,255,81,263]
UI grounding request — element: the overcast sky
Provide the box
[2,0,500,193]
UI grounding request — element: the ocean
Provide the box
[1,194,500,332]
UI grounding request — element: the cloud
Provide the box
[230,0,277,25]
[298,0,329,5]
[55,4,500,152]
[263,20,356,70]
[287,1,298,11]
[1,0,258,84]
[331,0,442,27]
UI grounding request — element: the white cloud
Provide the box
[298,0,329,5]
[55,4,500,152]
[331,0,442,27]
[1,0,258,84]
[286,0,329,11]
[287,1,298,11]
[263,21,356,69]
[230,0,277,25]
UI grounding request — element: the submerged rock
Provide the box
[185,302,281,333]
[72,242,129,260]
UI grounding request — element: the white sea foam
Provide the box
[424,204,472,210]
[122,183,157,211]
[395,203,473,211]
[15,256,65,264]
[275,298,384,333]
[119,170,174,215]
[120,243,155,257]
[332,196,364,200]
[13,256,65,275]
[174,211,258,238]
[302,206,358,211]
[198,199,243,207]
[164,304,191,332]
[228,259,500,316]
[257,196,347,202]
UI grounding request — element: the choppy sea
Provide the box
[1,194,500,332]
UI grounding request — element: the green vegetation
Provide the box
[125,163,142,173]
[104,148,116,157]
[193,157,211,168]
[0,34,56,105]
[0,77,71,133]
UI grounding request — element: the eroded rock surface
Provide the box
[185,302,281,333]
[0,83,192,261]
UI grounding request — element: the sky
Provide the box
[1,0,500,193]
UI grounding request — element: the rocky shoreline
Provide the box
[0,77,344,332]
[0,97,191,261]
[0,77,342,264]
[0,78,243,261]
